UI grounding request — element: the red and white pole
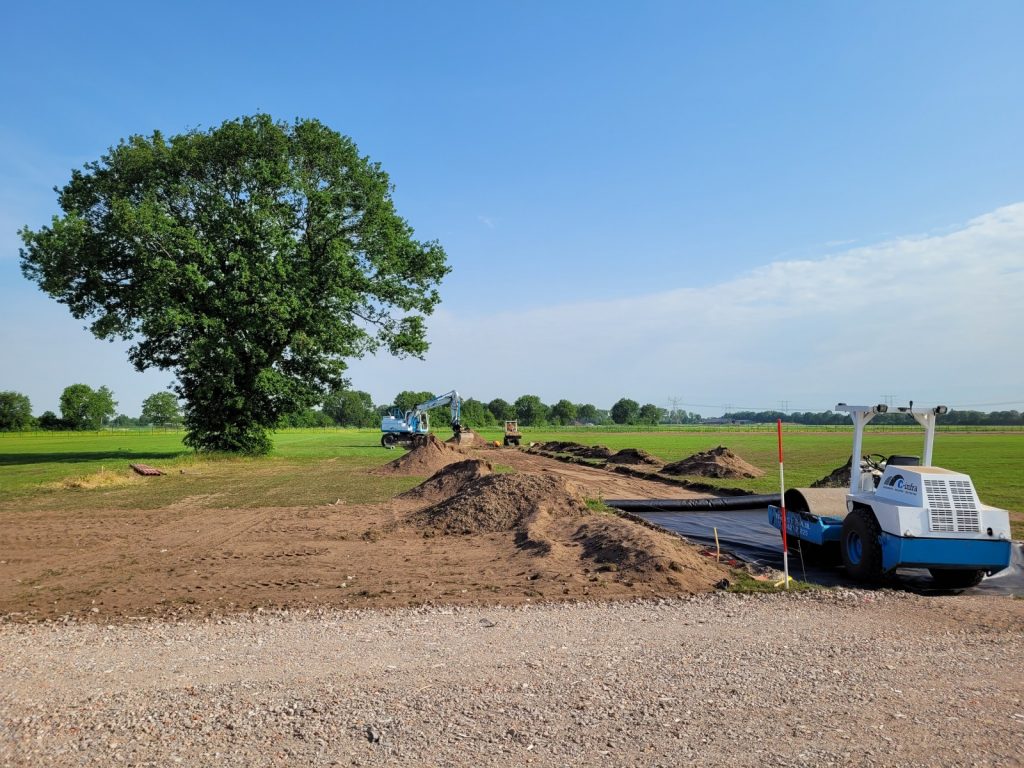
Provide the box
[777,418,790,589]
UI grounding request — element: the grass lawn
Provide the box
[1,426,1021,535]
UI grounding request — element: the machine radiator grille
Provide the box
[925,479,980,533]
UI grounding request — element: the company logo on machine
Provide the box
[883,473,918,495]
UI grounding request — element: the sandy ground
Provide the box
[2,591,1021,767]
[0,448,724,621]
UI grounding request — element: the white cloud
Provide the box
[348,203,1024,412]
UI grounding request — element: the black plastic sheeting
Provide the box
[617,503,1024,596]
[605,495,779,512]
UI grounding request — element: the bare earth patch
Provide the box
[661,445,766,479]
[0,449,731,622]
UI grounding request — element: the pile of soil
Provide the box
[606,448,663,466]
[399,459,493,503]
[372,435,468,476]
[535,441,614,460]
[660,446,764,479]
[412,473,587,536]
[573,445,614,459]
[811,457,852,488]
[572,517,730,589]
[536,441,584,453]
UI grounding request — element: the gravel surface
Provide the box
[2,591,1022,767]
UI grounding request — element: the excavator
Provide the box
[379,390,474,448]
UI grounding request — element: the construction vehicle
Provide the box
[503,420,521,446]
[769,402,1012,587]
[380,390,473,448]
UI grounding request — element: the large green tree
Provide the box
[638,403,664,425]
[549,399,578,426]
[514,394,549,426]
[460,397,495,427]
[141,391,182,425]
[610,397,640,425]
[487,398,516,422]
[393,391,436,413]
[323,389,377,427]
[20,115,448,454]
[0,392,33,431]
[59,384,117,430]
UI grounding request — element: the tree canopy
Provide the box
[487,398,516,422]
[393,391,436,413]
[548,399,578,426]
[59,384,116,430]
[140,391,181,425]
[514,395,549,426]
[20,114,449,453]
[0,392,33,431]
[610,397,640,425]
[323,389,377,427]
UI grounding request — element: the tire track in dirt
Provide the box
[474,446,711,500]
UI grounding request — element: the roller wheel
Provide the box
[840,507,883,582]
[381,433,398,449]
[503,436,510,446]
[928,569,985,589]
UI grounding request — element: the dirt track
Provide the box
[485,446,707,500]
[0,448,723,621]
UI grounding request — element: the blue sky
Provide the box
[2,1,1023,415]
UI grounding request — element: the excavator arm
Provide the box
[414,390,463,431]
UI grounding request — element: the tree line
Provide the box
[3,387,1019,432]
[0,387,182,431]
[723,409,1024,427]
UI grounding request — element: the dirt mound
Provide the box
[572,517,730,592]
[413,473,587,536]
[606,448,663,466]
[660,446,764,478]
[573,445,614,459]
[537,441,584,453]
[811,457,852,488]
[399,459,493,503]
[535,441,614,460]
[372,434,468,476]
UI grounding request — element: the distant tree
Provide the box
[610,397,640,425]
[37,411,65,430]
[141,391,182,426]
[279,408,334,428]
[323,389,377,427]
[638,403,664,425]
[575,403,600,424]
[487,398,516,422]
[514,395,549,426]
[460,398,495,427]
[59,384,117,430]
[92,386,117,428]
[549,399,578,426]
[111,414,139,428]
[0,391,33,431]
[20,114,449,455]
[393,391,436,413]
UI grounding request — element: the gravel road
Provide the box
[3,591,1022,767]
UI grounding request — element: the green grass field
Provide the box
[1,427,1021,535]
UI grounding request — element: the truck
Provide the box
[769,402,1012,587]
[380,390,472,448]
[503,420,521,446]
